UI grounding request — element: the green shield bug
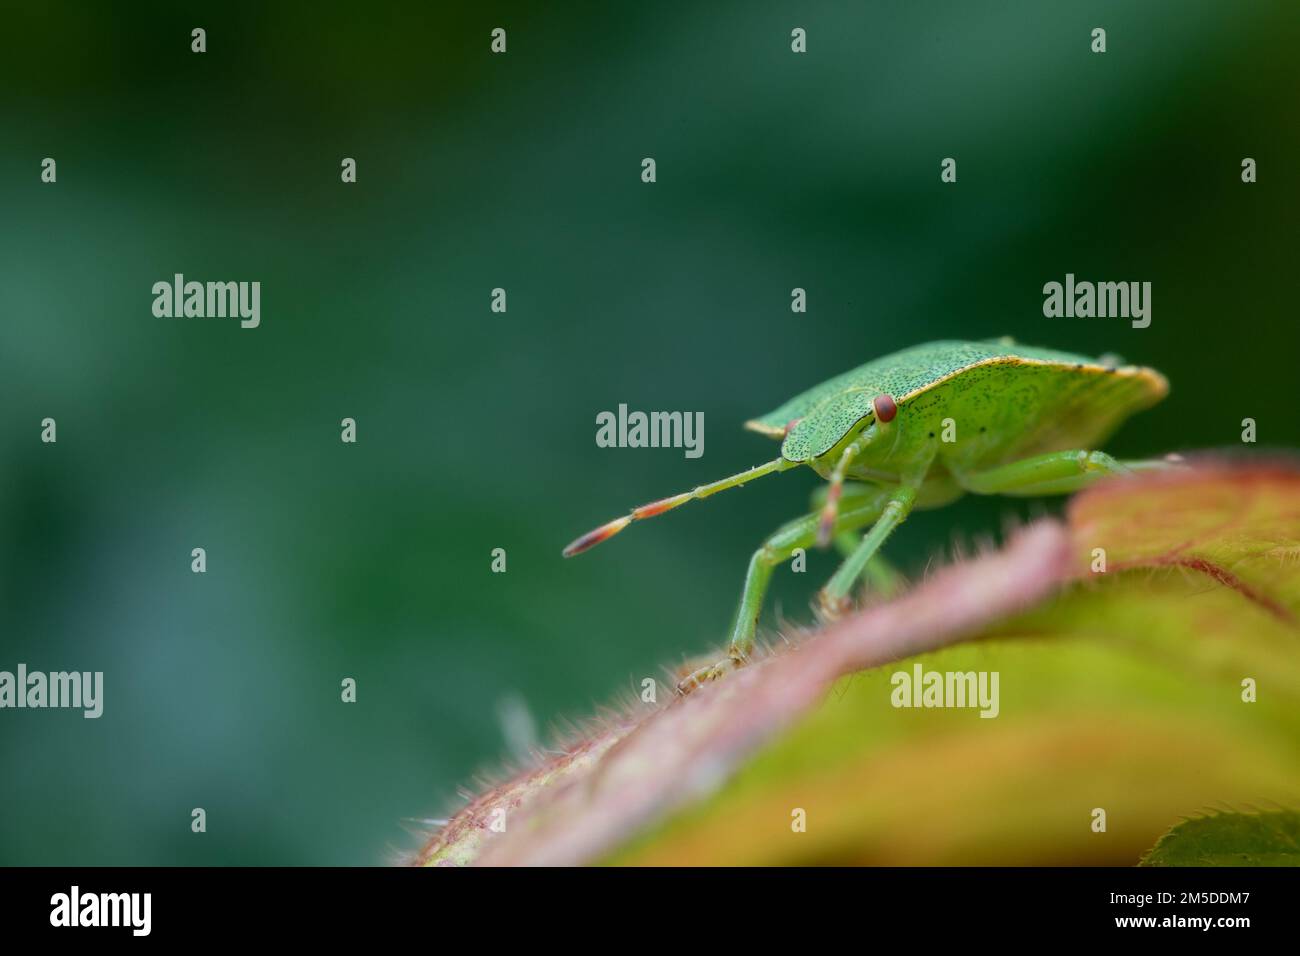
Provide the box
[564,338,1170,692]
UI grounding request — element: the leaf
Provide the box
[415,461,1300,866]
[1140,810,1300,866]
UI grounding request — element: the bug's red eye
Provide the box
[872,393,897,423]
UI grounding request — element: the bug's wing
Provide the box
[984,363,1169,460]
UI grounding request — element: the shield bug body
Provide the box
[564,339,1169,692]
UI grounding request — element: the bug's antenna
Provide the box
[563,456,796,557]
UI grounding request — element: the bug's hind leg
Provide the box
[953,449,1177,497]
[676,484,892,694]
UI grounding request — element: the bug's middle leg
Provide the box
[676,483,893,693]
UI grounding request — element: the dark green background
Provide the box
[2,1,1296,864]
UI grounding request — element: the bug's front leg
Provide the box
[676,484,893,694]
[816,483,919,619]
[821,471,962,602]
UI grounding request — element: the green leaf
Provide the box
[1140,811,1300,866]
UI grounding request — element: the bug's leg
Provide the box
[824,484,906,599]
[820,481,902,585]
[817,483,919,618]
[953,449,1175,497]
[676,484,893,694]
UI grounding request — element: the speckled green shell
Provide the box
[745,339,1168,464]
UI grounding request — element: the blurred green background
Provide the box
[1,1,1297,865]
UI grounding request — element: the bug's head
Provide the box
[814,394,899,546]
[819,393,899,460]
